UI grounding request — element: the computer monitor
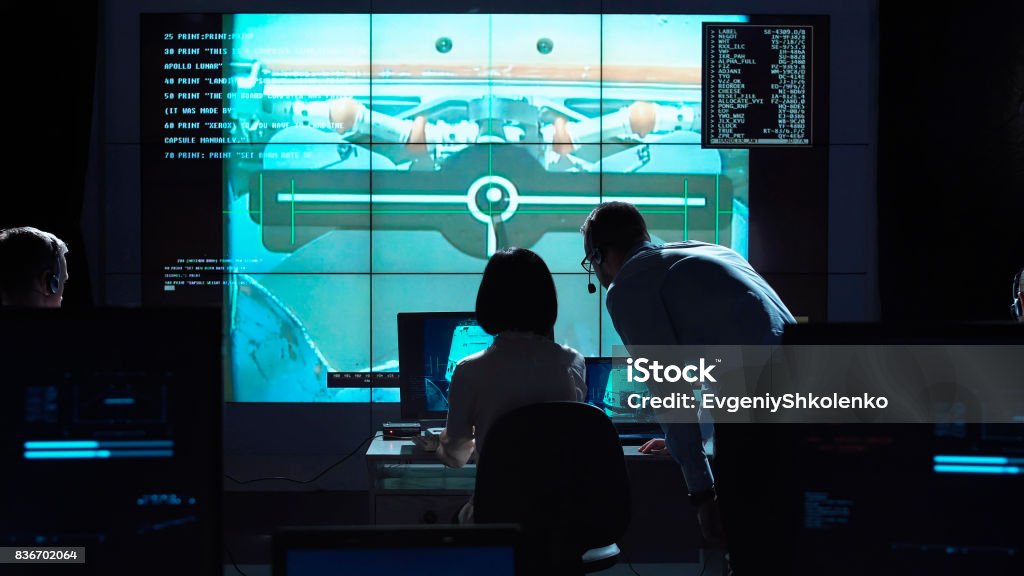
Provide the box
[274,525,520,576]
[399,312,495,420]
[0,308,221,576]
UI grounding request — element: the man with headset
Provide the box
[0,227,69,308]
[580,202,795,575]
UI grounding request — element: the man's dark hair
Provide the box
[476,247,558,337]
[581,201,651,257]
[0,227,67,300]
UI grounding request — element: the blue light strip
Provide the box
[933,465,1020,475]
[24,450,111,459]
[25,440,173,450]
[99,441,174,449]
[934,455,1009,465]
[24,441,99,450]
[105,450,174,458]
[104,398,136,405]
[24,449,174,460]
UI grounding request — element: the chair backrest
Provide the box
[474,402,631,572]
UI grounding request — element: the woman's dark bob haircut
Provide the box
[476,247,558,337]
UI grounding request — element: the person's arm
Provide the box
[436,365,475,468]
[663,422,714,494]
[647,260,718,494]
[610,268,716,485]
[569,353,587,402]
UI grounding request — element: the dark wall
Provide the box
[878,4,1024,322]
[1,1,98,307]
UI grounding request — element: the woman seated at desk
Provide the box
[420,248,586,500]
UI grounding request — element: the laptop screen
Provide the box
[585,357,659,430]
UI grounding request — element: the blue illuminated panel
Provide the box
[23,440,175,460]
[932,455,1023,475]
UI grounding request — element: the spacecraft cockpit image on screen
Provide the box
[221,14,751,401]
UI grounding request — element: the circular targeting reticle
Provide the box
[466,175,521,256]
[466,175,520,224]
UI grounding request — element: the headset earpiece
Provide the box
[1012,268,1023,319]
[46,238,61,296]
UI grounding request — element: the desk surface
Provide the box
[366,436,673,462]
[362,437,698,560]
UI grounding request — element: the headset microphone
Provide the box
[584,246,601,295]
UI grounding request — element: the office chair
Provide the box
[474,402,631,574]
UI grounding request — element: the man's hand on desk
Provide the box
[411,431,440,453]
[639,438,669,455]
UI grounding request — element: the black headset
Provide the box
[583,220,647,295]
[46,238,61,296]
[583,226,602,294]
[1012,267,1023,320]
